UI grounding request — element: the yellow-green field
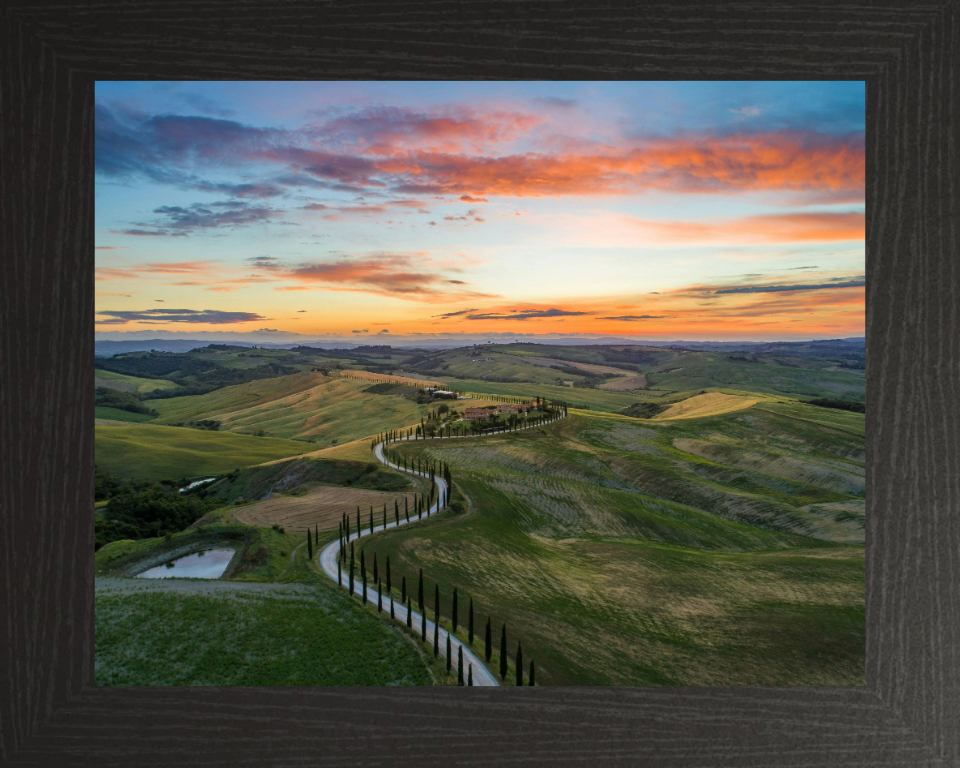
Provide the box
[153,374,501,447]
[95,369,181,393]
[95,424,313,481]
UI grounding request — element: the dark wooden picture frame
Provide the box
[2,2,957,765]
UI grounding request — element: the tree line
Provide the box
[333,543,535,686]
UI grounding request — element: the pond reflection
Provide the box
[136,548,235,579]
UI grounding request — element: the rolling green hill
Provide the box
[95,424,313,481]
[94,406,157,423]
[366,404,864,686]
[94,369,181,394]
[153,374,446,445]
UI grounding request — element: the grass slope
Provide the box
[94,406,157,423]
[95,424,312,481]
[153,375,443,445]
[94,369,181,393]
[95,582,435,686]
[361,406,864,686]
[645,352,865,400]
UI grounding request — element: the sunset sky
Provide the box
[95,81,865,343]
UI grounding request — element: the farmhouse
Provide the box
[463,408,493,421]
[496,403,524,414]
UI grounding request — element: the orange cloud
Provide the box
[371,131,864,199]
[271,255,497,302]
[622,212,864,244]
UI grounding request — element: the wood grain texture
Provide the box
[1,1,957,765]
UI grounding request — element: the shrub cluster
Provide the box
[807,398,866,413]
[95,387,158,416]
[94,472,220,550]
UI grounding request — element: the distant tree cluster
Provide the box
[807,398,866,413]
[619,402,668,419]
[95,387,159,416]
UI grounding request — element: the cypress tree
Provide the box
[485,618,492,662]
[373,553,379,583]
[386,557,391,593]
[360,549,365,575]
[401,575,406,603]
[499,623,508,681]
[377,580,382,612]
[458,646,464,685]
[407,596,412,628]
[468,664,473,686]
[369,507,373,534]
[356,508,360,538]
[468,598,474,644]
[315,523,319,547]
[421,602,427,641]
[446,633,452,674]
[434,583,440,628]
[418,569,424,612]
[349,546,355,595]
[529,659,535,686]
[433,619,439,657]
[362,566,367,604]
[452,588,458,634]
[516,641,523,686]
[337,557,341,586]
[404,497,408,521]
[395,500,399,525]
[306,531,313,560]
[383,504,387,530]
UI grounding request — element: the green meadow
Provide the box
[95,406,157,423]
[152,374,436,445]
[95,583,435,686]
[94,368,181,393]
[365,405,865,686]
[95,424,313,481]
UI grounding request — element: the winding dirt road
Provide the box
[317,409,566,687]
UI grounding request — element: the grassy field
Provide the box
[94,406,157,423]
[152,375,447,445]
[95,424,313,481]
[450,379,672,412]
[359,405,864,686]
[95,369,181,393]
[644,352,865,400]
[95,583,436,686]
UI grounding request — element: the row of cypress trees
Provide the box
[343,411,552,685]
[342,555,537,687]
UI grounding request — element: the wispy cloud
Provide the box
[597,315,667,320]
[95,308,266,325]
[714,280,864,294]
[253,254,496,302]
[466,308,589,321]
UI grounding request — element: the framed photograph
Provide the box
[2,2,956,765]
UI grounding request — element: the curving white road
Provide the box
[316,408,566,687]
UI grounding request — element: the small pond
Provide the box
[136,548,235,580]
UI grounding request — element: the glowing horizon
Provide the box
[95,81,865,342]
